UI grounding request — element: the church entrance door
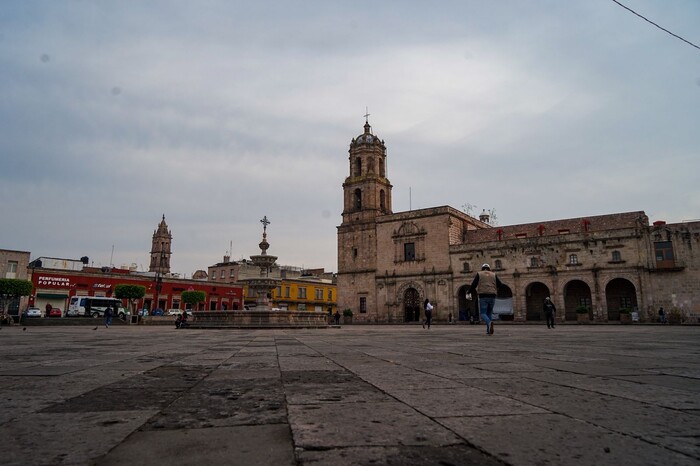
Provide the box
[404,288,420,322]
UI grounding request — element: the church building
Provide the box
[337,120,700,324]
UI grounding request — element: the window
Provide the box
[229,269,235,278]
[354,188,362,210]
[380,190,386,211]
[276,286,282,297]
[404,243,416,261]
[354,157,362,177]
[298,303,306,311]
[612,250,621,262]
[569,254,578,265]
[494,259,503,270]
[220,270,225,279]
[284,286,290,298]
[328,289,333,301]
[315,288,323,300]
[297,287,307,299]
[579,297,591,309]
[5,261,18,278]
[172,300,180,310]
[462,262,470,272]
[654,241,675,268]
[360,297,367,313]
[353,248,358,259]
[530,257,539,267]
[379,157,385,177]
[620,297,632,309]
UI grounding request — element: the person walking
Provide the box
[423,298,434,329]
[658,306,666,324]
[543,297,556,329]
[467,263,504,335]
[104,306,113,328]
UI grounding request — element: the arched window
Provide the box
[355,157,362,177]
[380,190,386,211]
[569,254,578,265]
[612,250,621,262]
[494,259,503,270]
[354,188,362,210]
[379,157,385,177]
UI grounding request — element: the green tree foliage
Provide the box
[0,278,33,313]
[181,290,206,310]
[114,284,146,313]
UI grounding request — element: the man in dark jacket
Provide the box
[104,306,113,328]
[467,264,504,335]
[543,297,556,329]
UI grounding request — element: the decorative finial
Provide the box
[364,107,370,124]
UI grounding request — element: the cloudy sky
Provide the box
[1,1,698,276]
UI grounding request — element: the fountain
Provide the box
[242,215,280,311]
[190,216,329,328]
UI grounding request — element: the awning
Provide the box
[36,293,69,299]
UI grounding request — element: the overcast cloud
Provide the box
[1,1,698,276]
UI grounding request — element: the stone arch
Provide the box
[496,283,514,321]
[525,281,550,321]
[456,284,475,322]
[605,277,637,321]
[397,282,425,323]
[563,279,593,321]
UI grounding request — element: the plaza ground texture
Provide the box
[1,324,698,465]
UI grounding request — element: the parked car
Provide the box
[48,308,63,318]
[151,308,164,316]
[26,307,43,318]
[167,309,192,316]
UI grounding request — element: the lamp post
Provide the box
[153,246,166,312]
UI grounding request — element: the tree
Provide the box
[0,279,33,322]
[181,290,206,311]
[114,284,146,314]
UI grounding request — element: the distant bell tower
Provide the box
[337,116,392,320]
[149,214,172,274]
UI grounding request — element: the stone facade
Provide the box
[337,122,700,324]
[0,249,31,315]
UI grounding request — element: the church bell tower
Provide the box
[337,118,392,320]
[341,119,393,224]
[149,214,172,274]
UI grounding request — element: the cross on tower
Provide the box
[364,107,370,123]
[260,215,270,233]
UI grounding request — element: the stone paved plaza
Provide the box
[1,323,698,465]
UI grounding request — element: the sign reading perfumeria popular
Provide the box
[37,276,73,287]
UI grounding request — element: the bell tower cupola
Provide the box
[341,117,393,225]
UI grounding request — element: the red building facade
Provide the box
[30,267,244,314]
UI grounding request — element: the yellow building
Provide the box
[208,256,336,313]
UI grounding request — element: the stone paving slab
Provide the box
[287,401,464,448]
[0,325,699,465]
[96,424,295,466]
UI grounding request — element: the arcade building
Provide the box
[337,119,700,324]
